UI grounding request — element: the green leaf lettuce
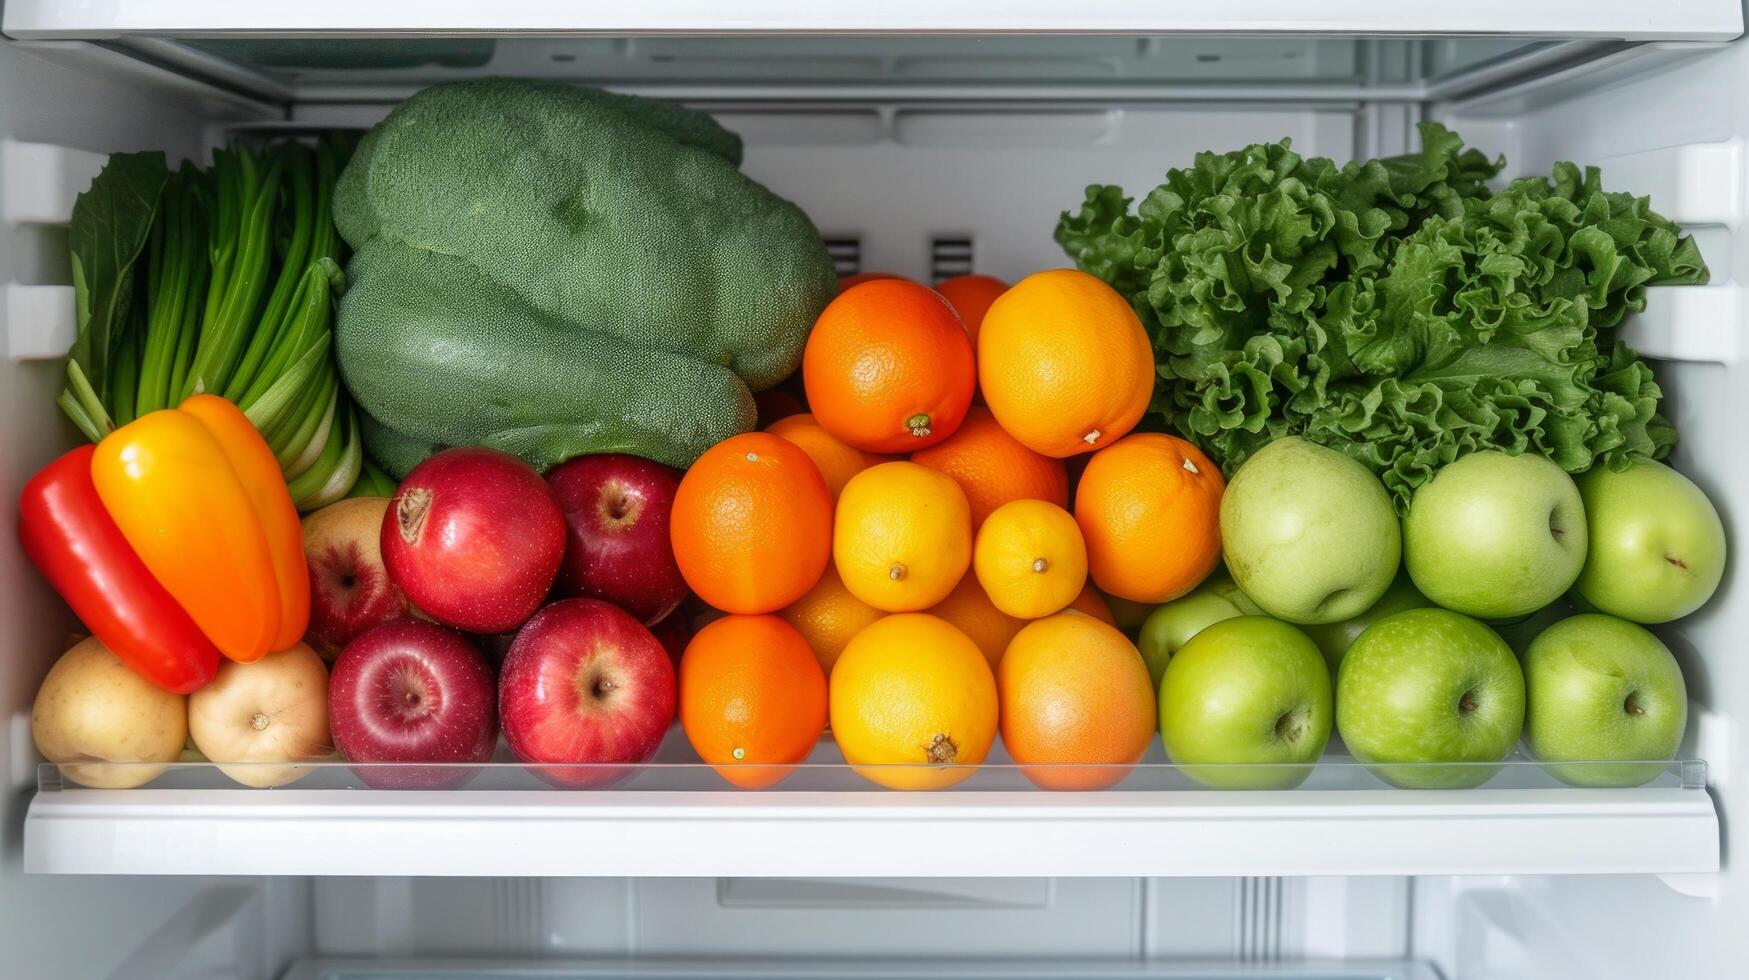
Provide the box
[1056,122,1707,510]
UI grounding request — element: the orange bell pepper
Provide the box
[90,395,310,662]
[177,395,310,651]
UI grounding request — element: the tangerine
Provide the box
[934,274,1008,346]
[910,406,1068,528]
[998,613,1156,790]
[670,432,833,614]
[766,412,890,501]
[829,613,998,790]
[1075,433,1224,603]
[804,279,975,453]
[973,499,1088,619]
[978,269,1154,457]
[680,615,827,789]
[778,562,887,674]
[834,462,972,612]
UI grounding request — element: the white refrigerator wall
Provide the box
[0,41,304,979]
[1,31,1745,980]
[1428,38,1749,979]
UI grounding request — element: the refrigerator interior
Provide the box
[0,13,1745,980]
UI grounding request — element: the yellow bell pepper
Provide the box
[90,395,310,663]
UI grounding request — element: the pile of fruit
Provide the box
[1150,436,1722,790]
[25,263,1724,794]
[19,93,1725,795]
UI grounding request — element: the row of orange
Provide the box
[663,269,1225,789]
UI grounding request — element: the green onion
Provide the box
[183,147,285,399]
[61,135,366,509]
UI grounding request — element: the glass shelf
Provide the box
[24,737,1718,879]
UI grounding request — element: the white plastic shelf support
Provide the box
[1622,285,1744,364]
[4,284,76,362]
[24,784,1719,878]
[0,1,1741,41]
[2,139,106,226]
[2,140,102,362]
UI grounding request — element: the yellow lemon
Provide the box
[973,499,1088,619]
[833,462,972,612]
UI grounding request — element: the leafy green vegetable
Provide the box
[136,167,208,422]
[331,78,835,475]
[58,136,363,509]
[60,151,169,441]
[1056,122,1708,510]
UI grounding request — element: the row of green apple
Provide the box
[1139,437,1724,790]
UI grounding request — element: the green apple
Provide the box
[1523,613,1688,787]
[1336,608,1524,789]
[1137,575,1263,689]
[1299,574,1429,674]
[1220,438,1400,625]
[1574,459,1725,624]
[1403,451,1587,620]
[1159,616,1332,789]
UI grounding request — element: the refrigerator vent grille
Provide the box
[824,237,862,278]
[1235,876,1283,962]
[493,878,544,955]
[931,235,975,282]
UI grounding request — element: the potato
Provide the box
[32,637,187,788]
[189,643,331,787]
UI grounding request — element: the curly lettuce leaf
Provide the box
[1056,123,1707,510]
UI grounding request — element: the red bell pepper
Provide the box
[18,445,220,694]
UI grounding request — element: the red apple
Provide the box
[329,618,498,789]
[383,447,566,634]
[500,598,676,787]
[547,454,688,624]
[303,497,408,660]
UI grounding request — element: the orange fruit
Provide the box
[829,613,998,790]
[765,412,890,501]
[1066,585,1117,625]
[909,406,1068,528]
[998,613,1156,790]
[973,499,1088,619]
[979,269,1154,457]
[671,432,833,614]
[833,462,972,612]
[680,615,827,789]
[927,573,1025,669]
[935,274,1008,346]
[838,272,907,293]
[778,562,887,674]
[803,279,975,453]
[1074,433,1224,604]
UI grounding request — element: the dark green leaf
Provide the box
[62,151,169,438]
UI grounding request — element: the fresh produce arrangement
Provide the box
[19,108,1723,796]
